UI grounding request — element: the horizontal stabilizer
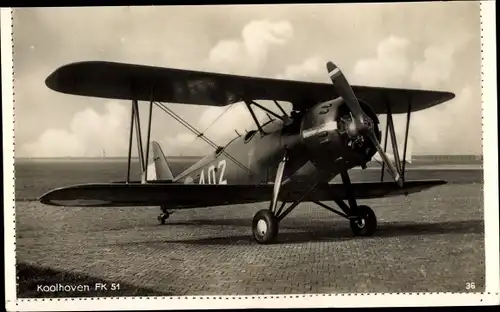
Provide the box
[39,179,447,208]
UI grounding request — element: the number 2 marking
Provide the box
[218,160,227,184]
[198,160,227,184]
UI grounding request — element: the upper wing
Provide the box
[45,61,455,114]
[38,179,446,208]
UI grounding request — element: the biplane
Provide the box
[39,60,455,244]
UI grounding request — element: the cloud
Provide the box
[19,19,296,158]
[349,34,478,154]
[158,19,296,155]
[351,34,463,91]
[17,6,481,158]
[206,19,294,75]
[159,19,295,156]
[411,45,455,89]
[352,35,414,88]
[403,86,479,155]
[273,34,479,155]
[20,102,130,157]
[275,56,327,82]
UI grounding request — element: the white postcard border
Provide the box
[3,2,499,310]
[3,7,18,312]
[480,0,499,295]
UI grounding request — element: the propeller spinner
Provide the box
[326,61,403,187]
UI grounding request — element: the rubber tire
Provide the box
[350,205,377,236]
[252,209,279,244]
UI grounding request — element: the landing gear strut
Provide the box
[315,169,378,237]
[251,163,378,244]
[339,169,377,236]
[251,150,319,244]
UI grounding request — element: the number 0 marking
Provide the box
[208,165,216,184]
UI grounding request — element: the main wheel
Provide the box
[252,209,279,244]
[350,205,377,236]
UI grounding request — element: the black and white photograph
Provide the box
[3,2,499,310]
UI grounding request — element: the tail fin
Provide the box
[142,141,174,182]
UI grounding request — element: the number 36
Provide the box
[466,282,475,290]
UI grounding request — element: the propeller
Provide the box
[269,151,287,213]
[326,61,403,187]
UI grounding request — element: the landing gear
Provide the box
[252,210,279,244]
[251,150,316,244]
[251,190,313,244]
[349,205,377,236]
[339,169,378,237]
[157,205,170,225]
[157,211,169,225]
[314,170,378,237]
[250,161,379,243]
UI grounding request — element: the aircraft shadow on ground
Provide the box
[117,219,483,246]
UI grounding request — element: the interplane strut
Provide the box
[379,95,413,184]
[126,99,148,183]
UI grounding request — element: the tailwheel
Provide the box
[157,211,169,225]
[252,209,279,244]
[350,205,377,236]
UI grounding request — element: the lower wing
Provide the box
[38,179,446,208]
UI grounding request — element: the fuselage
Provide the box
[174,118,312,185]
[173,97,379,187]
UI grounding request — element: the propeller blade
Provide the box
[270,152,287,213]
[367,131,403,187]
[326,61,403,187]
[326,61,365,122]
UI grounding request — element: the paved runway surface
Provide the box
[16,182,484,297]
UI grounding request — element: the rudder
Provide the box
[143,141,175,182]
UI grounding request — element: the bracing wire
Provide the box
[154,102,253,175]
[187,103,236,147]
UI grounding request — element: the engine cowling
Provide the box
[299,97,380,173]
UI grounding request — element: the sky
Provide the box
[12,2,482,157]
